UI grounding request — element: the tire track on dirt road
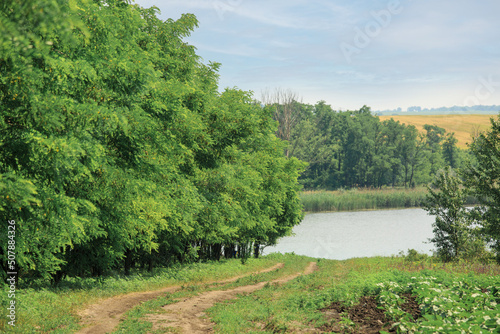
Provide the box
[147,262,318,334]
[76,263,284,334]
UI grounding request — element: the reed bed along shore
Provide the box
[300,187,479,213]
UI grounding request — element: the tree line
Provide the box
[0,0,305,282]
[263,87,500,262]
[263,91,465,190]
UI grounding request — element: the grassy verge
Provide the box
[207,254,500,333]
[300,187,480,212]
[0,256,280,333]
[3,253,499,333]
[207,256,405,333]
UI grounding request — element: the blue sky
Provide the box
[133,0,500,111]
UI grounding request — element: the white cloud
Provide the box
[132,0,500,110]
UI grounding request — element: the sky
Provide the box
[132,0,500,111]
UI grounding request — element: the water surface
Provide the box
[264,208,435,260]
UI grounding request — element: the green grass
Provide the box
[3,252,499,333]
[0,256,280,333]
[207,254,500,333]
[207,256,408,333]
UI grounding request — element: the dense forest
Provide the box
[0,0,305,281]
[263,92,465,190]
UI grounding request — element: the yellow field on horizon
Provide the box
[378,114,494,149]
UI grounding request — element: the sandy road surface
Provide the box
[147,262,318,333]
[76,262,285,334]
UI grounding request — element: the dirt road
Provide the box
[76,262,287,334]
[148,262,318,333]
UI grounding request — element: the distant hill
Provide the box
[378,114,494,149]
[374,105,500,116]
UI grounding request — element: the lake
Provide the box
[263,208,435,260]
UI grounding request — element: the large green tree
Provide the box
[0,0,305,281]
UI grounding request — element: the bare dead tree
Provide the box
[261,87,302,157]
[471,124,482,142]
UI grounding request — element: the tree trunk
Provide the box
[212,243,222,261]
[124,249,132,276]
[409,166,415,188]
[224,244,235,258]
[148,251,156,272]
[253,242,260,258]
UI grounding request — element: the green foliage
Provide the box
[284,101,463,190]
[464,115,500,263]
[0,0,304,282]
[423,114,500,264]
[404,248,429,262]
[423,124,446,175]
[442,132,461,168]
[378,273,500,333]
[423,167,484,262]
